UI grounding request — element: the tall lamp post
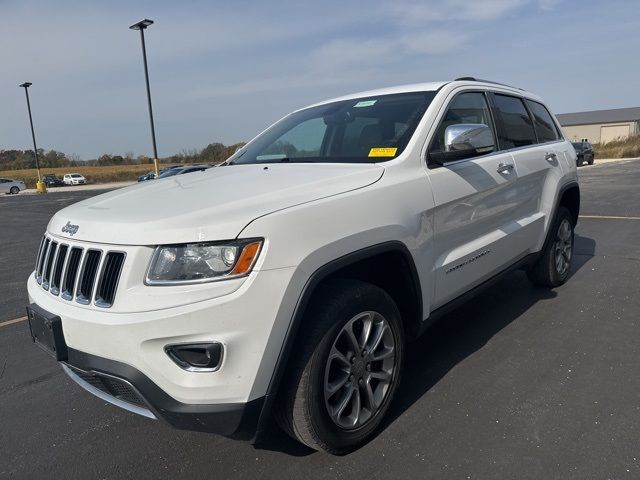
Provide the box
[19,82,46,194]
[130,18,160,178]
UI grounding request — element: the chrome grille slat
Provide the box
[96,252,126,308]
[34,236,46,278]
[36,234,126,308]
[36,238,50,284]
[89,252,108,304]
[62,247,84,301]
[71,249,88,302]
[76,249,102,305]
[42,242,58,290]
[50,244,68,296]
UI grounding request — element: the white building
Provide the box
[556,107,640,144]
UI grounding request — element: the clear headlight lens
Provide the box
[146,239,263,285]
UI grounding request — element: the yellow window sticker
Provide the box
[368,147,398,157]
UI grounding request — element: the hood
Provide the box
[48,163,384,245]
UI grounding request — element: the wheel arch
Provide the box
[558,182,580,226]
[252,241,422,441]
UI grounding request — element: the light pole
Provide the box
[19,82,46,194]
[130,18,160,178]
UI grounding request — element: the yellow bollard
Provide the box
[36,180,47,194]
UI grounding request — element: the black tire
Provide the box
[9,186,19,194]
[275,279,404,454]
[527,206,574,287]
[588,157,594,165]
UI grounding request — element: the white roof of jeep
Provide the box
[308,79,541,109]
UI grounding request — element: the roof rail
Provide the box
[453,76,524,91]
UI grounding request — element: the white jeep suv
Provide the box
[27,78,579,454]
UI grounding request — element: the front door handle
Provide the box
[545,152,558,162]
[497,162,514,174]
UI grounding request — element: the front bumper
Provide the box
[27,263,296,434]
[61,347,264,438]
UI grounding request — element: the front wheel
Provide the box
[276,280,404,454]
[9,186,19,194]
[527,206,574,287]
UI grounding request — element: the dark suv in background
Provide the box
[572,141,595,166]
[42,174,65,187]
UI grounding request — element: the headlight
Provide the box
[146,239,263,285]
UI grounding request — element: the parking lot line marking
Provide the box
[0,316,28,328]
[580,215,640,220]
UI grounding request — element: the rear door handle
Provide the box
[497,162,514,174]
[545,152,558,162]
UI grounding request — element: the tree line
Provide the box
[0,142,245,171]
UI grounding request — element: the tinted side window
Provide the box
[526,100,560,143]
[492,94,536,149]
[429,92,495,154]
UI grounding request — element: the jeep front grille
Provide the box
[34,235,126,308]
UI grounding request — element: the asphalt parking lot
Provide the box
[1,160,640,479]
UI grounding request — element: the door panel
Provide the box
[426,90,535,309]
[428,152,524,308]
[507,144,556,250]
[513,99,570,250]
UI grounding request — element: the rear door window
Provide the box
[492,94,537,149]
[525,100,560,143]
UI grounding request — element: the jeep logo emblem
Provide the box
[61,221,79,236]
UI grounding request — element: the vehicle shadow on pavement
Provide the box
[380,233,596,438]
[255,234,596,456]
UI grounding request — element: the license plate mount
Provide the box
[26,304,68,361]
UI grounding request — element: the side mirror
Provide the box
[430,123,495,165]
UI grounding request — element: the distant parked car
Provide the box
[138,171,156,182]
[42,174,65,187]
[159,165,182,175]
[572,141,595,166]
[63,173,87,185]
[158,165,209,178]
[0,178,26,194]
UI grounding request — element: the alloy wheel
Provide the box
[554,218,573,276]
[323,311,396,430]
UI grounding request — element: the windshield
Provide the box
[71,174,82,178]
[227,91,436,165]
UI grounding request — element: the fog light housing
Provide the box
[165,343,223,372]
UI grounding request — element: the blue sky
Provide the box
[1,0,638,159]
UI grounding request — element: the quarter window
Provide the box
[492,94,537,149]
[525,100,560,143]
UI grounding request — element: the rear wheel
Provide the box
[527,206,574,287]
[276,280,404,454]
[9,186,19,194]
